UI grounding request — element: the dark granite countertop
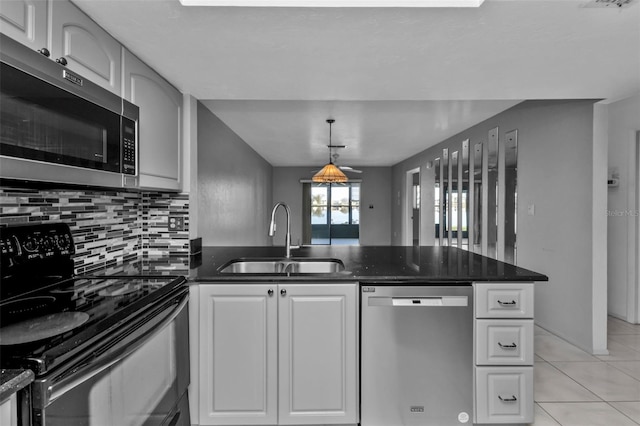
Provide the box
[0,369,33,403]
[190,245,548,284]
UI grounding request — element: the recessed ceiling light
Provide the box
[179,0,485,7]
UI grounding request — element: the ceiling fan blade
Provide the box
[339,166,362,173]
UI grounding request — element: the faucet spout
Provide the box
[269,202,295,258]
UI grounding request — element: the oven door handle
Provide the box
[42,292,188,407]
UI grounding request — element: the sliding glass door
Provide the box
[309,183,360,245]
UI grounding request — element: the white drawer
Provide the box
[474,283,534,318]
[476,320,534,365]
[475,366,534,424]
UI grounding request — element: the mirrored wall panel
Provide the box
[487,127,499,259]
[449,151,458,247]
[442,149,449,245]
[473,142,483,254]
[460,140,469,250]
[504,130,518,264]
[428,127,518,264]
[434,158,441,246]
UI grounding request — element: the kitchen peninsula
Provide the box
[190,245,547,426]
[190,245,548,283]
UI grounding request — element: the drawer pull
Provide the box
[497,299,517,306]
[498,342,518,349]
[498,395,518,402]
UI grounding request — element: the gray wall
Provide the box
[272,167,393,246]
[391,99,605,353]
[197,102,273,245]
[607,94,640,320]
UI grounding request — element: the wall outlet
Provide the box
[168,214,186,231]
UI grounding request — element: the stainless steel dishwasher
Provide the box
[361,284,474,426]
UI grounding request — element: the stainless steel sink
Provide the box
[282,260,345,273]
[217,258,346,274]
[218,259,284,273]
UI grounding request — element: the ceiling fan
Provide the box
[311,119,362,183]
[328,151,362,174]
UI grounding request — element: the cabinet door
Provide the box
[50,0,122,95]
[475,319,534,365]
[475,366,534,424]
[0,0,47,52]
[199,285,278,425]
[475,283,534,318]
[0,394,17,426]
[123,48,182,191]
[278,283,358,425]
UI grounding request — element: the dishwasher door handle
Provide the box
[368,296,468,307]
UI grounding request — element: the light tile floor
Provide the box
[532,317,640,425]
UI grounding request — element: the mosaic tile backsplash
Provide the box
[0,185,189,275]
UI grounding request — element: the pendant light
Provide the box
[312,119,349,183]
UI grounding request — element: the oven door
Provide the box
[29,289,190,426]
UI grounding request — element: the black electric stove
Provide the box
[0,223,187,375]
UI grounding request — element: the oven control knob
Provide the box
[42,236,53,250]
[55,235,72,251]
[22,236,39,253]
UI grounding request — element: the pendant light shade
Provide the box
[312,119,349,183]
[312,162,349,183]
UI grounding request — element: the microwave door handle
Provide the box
[41,295,188,408]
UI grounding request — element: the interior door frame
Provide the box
[631,131,640,323]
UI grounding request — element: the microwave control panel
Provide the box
[122,117,137,175]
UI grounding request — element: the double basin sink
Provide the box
[218,257,346,275]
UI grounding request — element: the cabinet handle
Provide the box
[56,57,68,66]
[37,47,50,57]
[498,342,517,349]
[497,299,516,306]
[268,288,274,296]
[280,288,287,296]
[498,395,518,402]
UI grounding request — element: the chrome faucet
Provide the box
[269,202,297,258]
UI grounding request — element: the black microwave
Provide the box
[0,34,138,189]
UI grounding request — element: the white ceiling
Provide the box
[72,0,640,167]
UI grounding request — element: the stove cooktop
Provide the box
[0,223,188,375]
[0,274,187,373]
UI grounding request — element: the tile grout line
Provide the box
[533,318,640,424]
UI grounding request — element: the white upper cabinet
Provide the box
[1,0,121,95]
[50,0,121,95]
[1,0,184,192]
[0,0,47,52]
[123,48,183,191]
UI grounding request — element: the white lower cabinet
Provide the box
[475,319,534,365]
[474,283,535,424]
[197,283,358,426]
[0,394,18,426]
[475,366,534,424]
